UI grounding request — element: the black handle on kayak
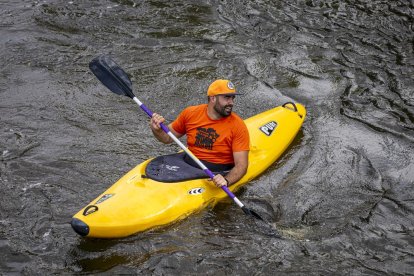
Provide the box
[83,205,98,216]
[282,102,298,112]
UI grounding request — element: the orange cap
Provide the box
[207,79,241,96]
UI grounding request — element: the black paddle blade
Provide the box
[242,206,264,220]
[242,206,283,238]
[89,55,134,99]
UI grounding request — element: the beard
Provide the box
[214,101,233,117]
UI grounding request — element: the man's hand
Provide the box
[150,113,183,144]
[149,113,172,144]
[150,113,166,132]
[212,174,228,188]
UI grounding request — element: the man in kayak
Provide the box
[150,79,250,188]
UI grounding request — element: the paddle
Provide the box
[88,55,263,221]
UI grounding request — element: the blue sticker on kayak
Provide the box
[260,121,277,136]
[95,194,114,204]
[188,188,205,195]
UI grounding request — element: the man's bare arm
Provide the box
[150,113,183,144]
[212,150,249,187]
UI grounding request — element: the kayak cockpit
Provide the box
[145,152,230,182]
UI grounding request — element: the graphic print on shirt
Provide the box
[194,127,219,150]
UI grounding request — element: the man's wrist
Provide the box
[224,177,230,186]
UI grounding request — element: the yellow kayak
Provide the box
[71,102,306,238]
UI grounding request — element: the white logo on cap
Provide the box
[227,81,235,90]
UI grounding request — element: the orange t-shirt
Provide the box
[171,104,250,164]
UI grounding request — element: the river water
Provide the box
[1,0,413,274]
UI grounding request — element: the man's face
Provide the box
[213,95,235,117]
